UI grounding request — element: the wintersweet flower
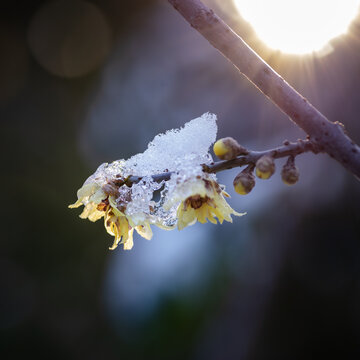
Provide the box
[165,176,244,230]
[69,182,107,222]
[104,206,134,250]
[69,180,153,250]
[69,114,246,250]
[103,203,153,250]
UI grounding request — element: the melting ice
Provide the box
[85,113,218,227]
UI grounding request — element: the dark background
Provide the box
[1,0,360,359]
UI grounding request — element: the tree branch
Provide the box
[167,0,360,179]
[125,139,318,185]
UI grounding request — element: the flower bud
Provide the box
[213,137,248,160]
[281,157,299,185]
[233,169,255,195]
[255,155,275,179]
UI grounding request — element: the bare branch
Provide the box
[167,0,360,179]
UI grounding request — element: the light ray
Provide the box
[234,0,360,54]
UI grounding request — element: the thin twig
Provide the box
[126,139,318,185]
[167,0,360,179]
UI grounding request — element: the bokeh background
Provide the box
[1,0,360,359]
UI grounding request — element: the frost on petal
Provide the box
[69,113,244,250]
[163,173,216,211]
[124,177,162,226]
[165,176,245,230]
[122,112,218,229]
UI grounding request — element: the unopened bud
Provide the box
[255,155,275,179]
[213,137,248,160]
[281,157,299,185]
[233,168,255,195]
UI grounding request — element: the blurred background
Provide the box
[1,0,360,359]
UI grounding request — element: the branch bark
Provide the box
[167,0,360,179]
[125,139,317,185]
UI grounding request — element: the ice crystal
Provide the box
[123,112,218,228]
[123,112,217,177]
[69,113,243,250]
[84,160,126,188]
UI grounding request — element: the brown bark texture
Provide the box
[168,0,360,179]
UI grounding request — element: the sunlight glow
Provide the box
[234,0,360,54]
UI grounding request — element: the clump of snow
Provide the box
[83,113,218,227]
[123,112,217,176]
[124,177,163,225]
[124,112,218,227]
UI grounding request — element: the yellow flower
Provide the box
[69,182,153,250]
[68,182,107,222]
[167,177,245,230]
[103,206,134,250]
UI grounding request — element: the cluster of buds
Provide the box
[70,119,307,251]
[213,137,301,195]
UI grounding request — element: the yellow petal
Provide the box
[135,223,153,240]
[79,203,94,219]
[123,229,134,250]
[90,188,106,204]
[207,208,218,224]
[77,183,98,199]
[87,209,105,222]
[109,240,118,251]
[222,190,231,198]
[177,206,197,230]
[154,222,176,231]
[108,196,124,217]
[212,206,226,224]
[196,206,208,224]
[119,217,130,236]
[104,214,114,235]
[68,199,83,208]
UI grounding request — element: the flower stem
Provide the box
[126,139,318,185]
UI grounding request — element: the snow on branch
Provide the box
[70,2,360,251]
[70,114,318,250]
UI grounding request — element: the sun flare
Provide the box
[234,0,360,54]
